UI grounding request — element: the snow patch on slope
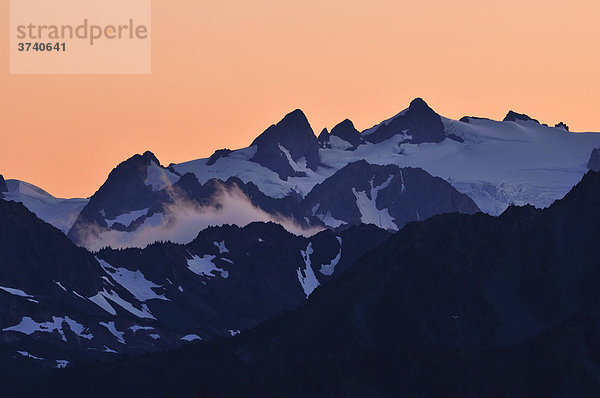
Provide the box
[98,259,169,302]
[187,255,229,279]
[214,241,229,254]
[100,321,125,344]
[106,208,149,228]
[145,162,179,191]
[0,286,37,303]
[4,180,88,233]
[181,334,202,342]
[89,289,155,319]
[18,351,43,360]
[3,316,91,341]
[319,237,342,276]
[352,175,398,230]
[297,243,320,298]
[173,116,600,216]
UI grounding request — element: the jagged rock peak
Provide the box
[251,109,315,146]
[363,97,447,145]
[330,119,361,147]
[249,109,320,179]
[124,150,161,166]
[318,128,329,141]
[503,110,540,124]
[408,97,429,111]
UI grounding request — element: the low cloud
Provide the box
[81,185,322,251]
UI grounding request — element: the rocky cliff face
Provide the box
[250,109,320,179]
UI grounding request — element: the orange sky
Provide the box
[1,0,599,198]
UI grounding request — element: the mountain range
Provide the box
[5,98,600,249]
[2,98,600,396]
[23,169,600,397]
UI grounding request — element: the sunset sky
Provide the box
[1,0,599,198]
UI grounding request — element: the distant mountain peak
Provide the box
[317,128,330,148]
[280,108,309,126]
[250,109,320,180]
[503,110,540,124]
[330,119,361,147]
[332,118,355,130]
[68,151,180,244]
[363,97,447,144]
[408,97,429,111]
[126,150,161,167]
[318,128,329,140]
[555,121,569,131]
[251,109,314,143]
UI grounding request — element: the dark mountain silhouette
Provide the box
[0,199,177,382]
[0,195,391,395]
[206,149,233,166]
[503,110,540,124]
[317,128,330,147]
[250,109,320,179]
[330,119,362,147]
[363,98,450,144]
[34,171,600,397]
[0,175,7,198]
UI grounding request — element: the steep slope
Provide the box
[67,151,179,246]
[0,199,175,372]
[38,171,600,397]
[0,175,6,198]
[92,222,389,336]
[250,109,320,179]
[362,97,457,144]
[1,179,87,233]
[588,148,600,171]
[304,160,479,229]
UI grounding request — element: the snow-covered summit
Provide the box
[1,179,87,233]
[7,98,600,245]
[173,98,600,216]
